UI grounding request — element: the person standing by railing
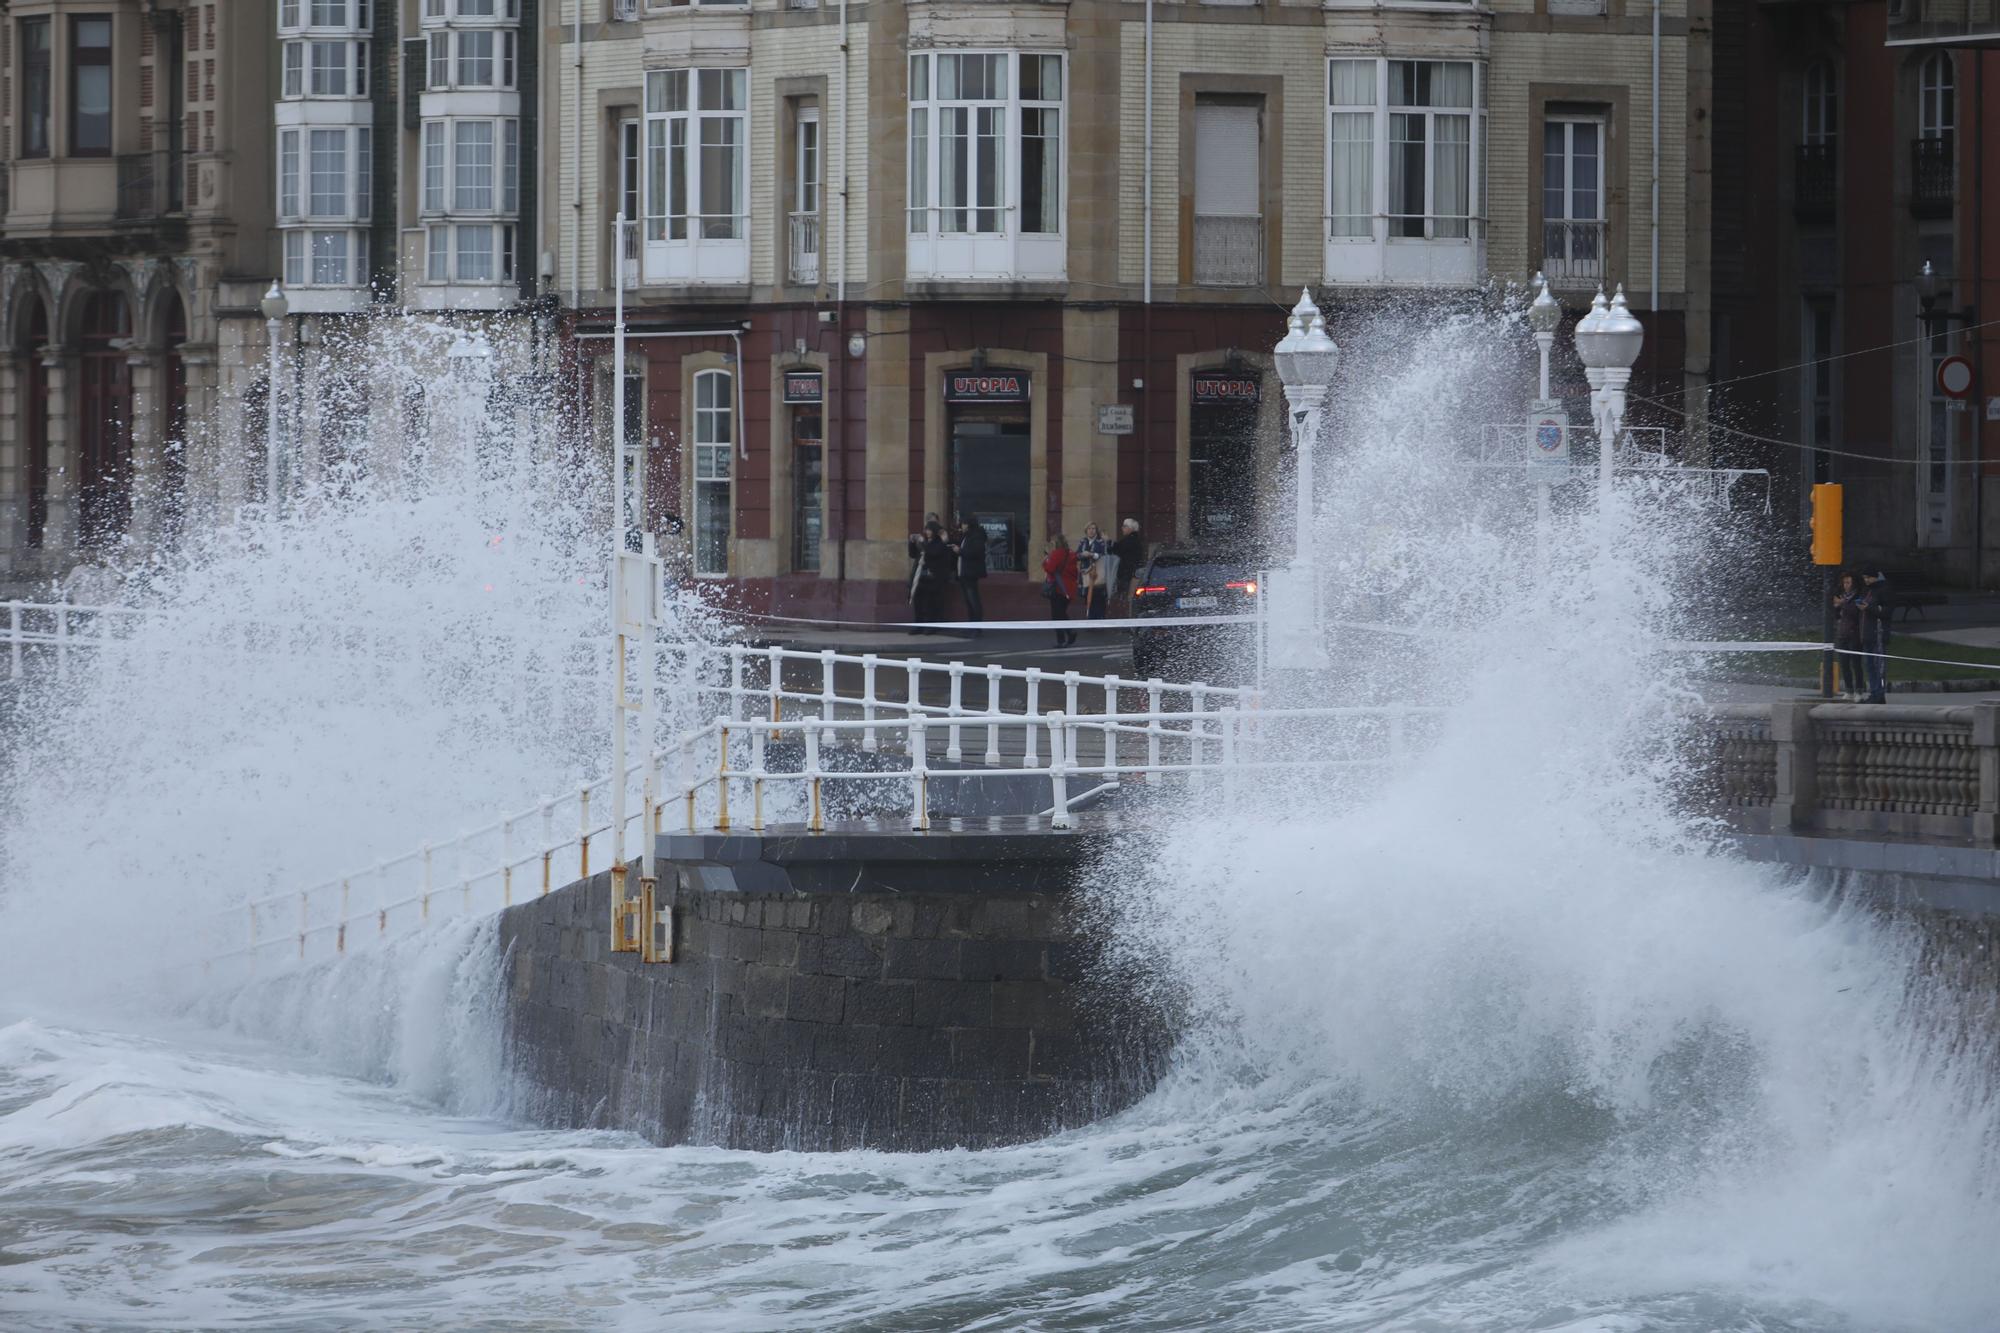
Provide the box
[908,520,953,635]
[1832,570,1866,701]
[1862,571,1893,704]
[1110,518,1145,615]
[1042,534,1079,647]
[1076,522,1111,620]
[953,514,987,636]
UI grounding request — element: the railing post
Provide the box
[804,719,825,833]
[1023,667,1043,767]
[946,661,965,762]
[861,652,881,751]
[716,719,732,831]
[1147,678,1164,782]
[1189,685,1210,789]
[1047,709,1073,829]
[910,714,930,831]
[7,601,20,681]
[578,790,591,879]
[501,818,514,907]
[767,644,784,722]
[540,798,555,895]
[337,878,350,954]
[750,722,767,832]
[906,657,923,730]
[1103,674,1121,774]
[1063,671,1081,782]
[55,604,69,680]
[1974,701,2000,845]
[727,646,745,722]
[984,664,1003,765]
[679,735,697,831]
[1770,700,1819,833]
[820,649,837,725]
[1220,708,1238,809]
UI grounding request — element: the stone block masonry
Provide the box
[496,826,1171,1152]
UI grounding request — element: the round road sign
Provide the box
[1938,354,1975,400]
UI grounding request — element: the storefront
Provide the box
[1187,369,1262,546]
[783,368,824,573]
[944,369,1032,573]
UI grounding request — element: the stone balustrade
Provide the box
[1695,702,2000,844]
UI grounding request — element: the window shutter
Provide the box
[1194,104,1259,216]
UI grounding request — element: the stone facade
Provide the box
[496,827,1170,1151]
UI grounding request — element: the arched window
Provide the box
[76,292,133,545]
[1802,61,1837,147]
[691,367,732,576]
[1920,52,1955,143]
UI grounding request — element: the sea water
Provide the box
[2,306,1997,1332]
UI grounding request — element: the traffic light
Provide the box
[1810,483,1843,566]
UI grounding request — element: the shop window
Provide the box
[71,15,113,157]
[21,18,50,159]
[792,401,823,572]
[1188,371,1261,544]
[693,368,733,575]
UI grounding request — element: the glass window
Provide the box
[1326,57,1482,248]
[308,129,347,215]
[310,40,347,95]
[427,225,449,281]
[907,51,1065,242]
[454,120,495,211]
[422,121,445,212]
[456,223,495,281]
[643,68,747,244]
[356,126,371,216]
[284,230,307,287]
[428,32,448,88]
[693,369,733,575]
[311,0,347,24]
[796,109,820,216]
[21,18,50,158]
[457,29,494,86]
[282,0,302,26]
[279,129,301,217]
[1803,62,1837,147]
[792,403,823,571]
[311,229,350,285]
[71,16,113,157]
[1920,53,1955,142]
[502,119,518,212]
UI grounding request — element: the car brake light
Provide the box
[1136,585,1166,596]
[1227,580,1259,595]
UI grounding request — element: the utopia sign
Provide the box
[946,372,1030,403]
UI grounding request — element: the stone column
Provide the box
[1060,307,1119,540]
[177,346,223,526]
[1973,701,2000,845]
[858,304,912,584]
[0,351,22,560]
[1770,701,1820,833]
[37,344,77,556]
[124,345,163,550]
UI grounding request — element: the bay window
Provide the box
[418,114,518,286]
[1325,57,1484,286]
[71,16,112,157]
[21,18,50,158]
[641,68,749,283]
[282,39,369,98]
[420,0,520,19]
[277,122,370,289]
[280,0,371,28]
[282,230,366,287]
[427,28,515,89]
[907,50,1065,281]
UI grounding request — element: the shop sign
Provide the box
[782,370,823,404]
[1192,373,1261,405]
[946,371,1031,403]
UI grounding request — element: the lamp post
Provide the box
[1270,287,1339,672]
[1571,283,1645,510]
[260,281,288,514]
[1527,273,1563,570]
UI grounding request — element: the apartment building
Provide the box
[548,0,1710,619]
[1714,0,2000,583]
[0,0,541,590]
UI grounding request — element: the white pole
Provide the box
[613,213,629,544]
[1535,327,1554,572]
[265,314,281,512]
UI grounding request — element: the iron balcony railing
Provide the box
[789,211,820,286]
[1794,143,1837,224]
[114,150,187,220]
[1542,218,1607,288]
[1912,136,1954,219]
[1193,214,1263,286]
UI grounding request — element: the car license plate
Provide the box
[1177,595,1218,610]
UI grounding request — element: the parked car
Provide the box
[1129,547,1261,681]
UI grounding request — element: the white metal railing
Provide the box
[789,212,820,285]
[1543,218,1607,288]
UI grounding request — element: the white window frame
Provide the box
[641,68,750,284]
[278,124,369,223]
[1542,114,1604,285]
[425,29,515,90]
[281,38,369,98]
[692,368,733,577]
[419,0,519,23]
[619,115,642,280]
[1920,52,1955,142]
[1324,56,1484,287]
[425,222,516,285]
[281,0,370,32]
[282,228,367,288]
[417,116,518,219]
[905,49,1066,282]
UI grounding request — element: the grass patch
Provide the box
[1701,628,2000,683]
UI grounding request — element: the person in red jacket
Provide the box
[1042,533,1079,647]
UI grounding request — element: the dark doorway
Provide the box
[76,291,133,546]
[24,302,49,549]
[1188,376,1260,546]
[160,291,189,535]
[791,402,823,571]
[949,411,1029,573]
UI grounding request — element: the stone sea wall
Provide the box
[494,829,1170,1152]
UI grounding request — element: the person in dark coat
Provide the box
[908,521,953,633]
[952,514,987,633]
[1109,518,1145,615]
[1862,571,1893,703]
[1832,571,1866,699]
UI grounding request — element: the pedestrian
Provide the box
[1832,570,1866,700]
[1110,517,1145,615]
[1042,533,1079,647]
[1077,522,1111,619]
[1862,570,1894,704]
[907,520,953,634]
[953,513,987,635]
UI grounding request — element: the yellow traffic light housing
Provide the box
[1810,483,1843,566]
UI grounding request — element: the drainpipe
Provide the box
[1975,58,1986,586]
[836,0,850,593]
[1140,0,1154,538]
[572,0,584,312]
[1650,0,1660,309]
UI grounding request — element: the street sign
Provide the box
[1527,399,1568,466]
[1097,404,1134,435]
[1937,354,1975,400]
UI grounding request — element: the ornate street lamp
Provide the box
[1269,287,1339,671]
[1527,272,1561,401]
[1571,283,1644,505]
[260,281,288,514]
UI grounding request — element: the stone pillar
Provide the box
[37,344,77,555]
[1974,701,2000,845]
[1060,307,1119,540]
[177,346,223,526]
[1770,701,1820,833]
[124,346,163,549]
[857,304,912,584]
[0,351,21,561]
